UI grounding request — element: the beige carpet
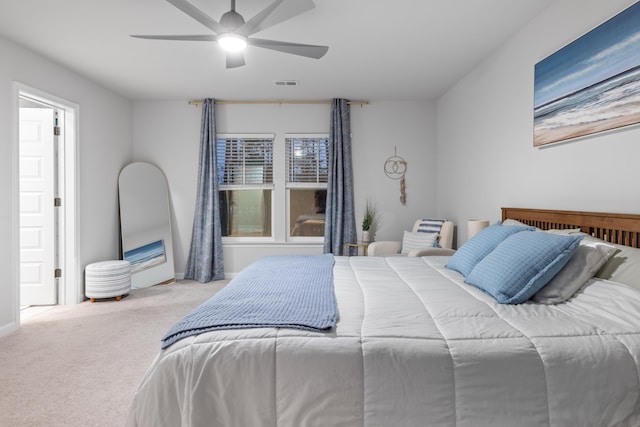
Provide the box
[0,279,227,427]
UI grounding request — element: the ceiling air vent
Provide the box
[273,80,300,87]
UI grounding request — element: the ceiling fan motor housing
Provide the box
[220,10,245,31]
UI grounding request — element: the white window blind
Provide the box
[286,135,329,184]
[217,135,273,186]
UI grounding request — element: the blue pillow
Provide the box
[465,231,583,304]
[446,223,533,277]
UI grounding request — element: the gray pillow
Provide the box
[533,240,617,304]
[593,239,640,289]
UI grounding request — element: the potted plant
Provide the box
[362,199,377,243]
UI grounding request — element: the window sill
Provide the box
[222,240,324,248]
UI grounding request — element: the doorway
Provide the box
[15,85,78,318]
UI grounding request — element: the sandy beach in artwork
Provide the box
[534,110,640,146]
[131,255,166,273]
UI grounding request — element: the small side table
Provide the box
[343,242,368,256]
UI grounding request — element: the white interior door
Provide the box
[19,107,57,306]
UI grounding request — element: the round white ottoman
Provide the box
[85,260,132,303]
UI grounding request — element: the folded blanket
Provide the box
[161,254,337,349]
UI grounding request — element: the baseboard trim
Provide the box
[175,272,236,281]
[0,320,19,338]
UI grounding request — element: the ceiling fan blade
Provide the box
[248,38,328,59]
[226,51,246,68]
[131,34,217,42]
[239,0,315,36]
[165,0,226,34]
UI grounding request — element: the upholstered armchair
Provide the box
[367,220,456,256]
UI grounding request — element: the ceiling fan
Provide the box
[131,0,329,68]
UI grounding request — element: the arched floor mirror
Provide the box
[118,162,175,288]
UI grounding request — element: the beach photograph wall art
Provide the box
[124,239,167,274]
[534,1,640,146]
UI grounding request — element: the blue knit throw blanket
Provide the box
[161,254,337,349]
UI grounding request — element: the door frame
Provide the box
[12,82,80,320]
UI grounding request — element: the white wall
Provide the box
[351,100,439,238]
[437,0,640,244]
[133,99,437,276]
[0,36,132,335]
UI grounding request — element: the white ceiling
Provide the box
[0,0,554,101]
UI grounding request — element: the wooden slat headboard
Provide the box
[501,208,640,248]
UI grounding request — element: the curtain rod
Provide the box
[188,100,368,106]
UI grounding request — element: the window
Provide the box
[286,134,329,239]
[217,134,273,238]
[215,133,329,243]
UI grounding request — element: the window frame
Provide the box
[217,133,275,243]
[285,133,329,242]
[214,132,329,245]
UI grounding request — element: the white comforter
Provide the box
[126,256,640,426]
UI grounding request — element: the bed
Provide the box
[126,208,640,427]
[290,213,325,236]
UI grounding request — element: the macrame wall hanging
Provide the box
[384,147,407,205]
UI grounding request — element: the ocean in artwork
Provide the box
[534,65,640,146]
[533,2,640,146]
[125,239,167,273]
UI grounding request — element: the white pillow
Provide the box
[502,218,542,230]
[401,231,439,255]
[545,228,582,235]
[533,240,617,304]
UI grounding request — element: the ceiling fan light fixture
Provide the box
[133,0,328,68]
[218,32,247,52]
